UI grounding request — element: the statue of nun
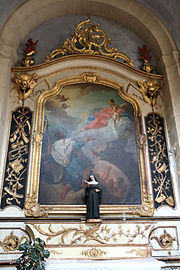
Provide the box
[84,175,102,222]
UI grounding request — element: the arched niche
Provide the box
[0,0,179,215]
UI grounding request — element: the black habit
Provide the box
[85,183,101,220]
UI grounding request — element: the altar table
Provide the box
[45,258,166,270]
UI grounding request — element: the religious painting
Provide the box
[38,83,141,206]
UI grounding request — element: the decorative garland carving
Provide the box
[145,113,175,208]
[45,18,134,67]
[0,107,32,209]
[11,73,38,103]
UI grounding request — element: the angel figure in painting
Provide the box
[84,175,102,222]
[80,98,125,132]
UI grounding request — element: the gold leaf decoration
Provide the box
[0,231,28,252]
[81,247,106,258]
[11,73,38,103]
[45,18,134,67]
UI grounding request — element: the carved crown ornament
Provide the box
[45,18,134,67]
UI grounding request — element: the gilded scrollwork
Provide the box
[145,113,175,208]
[45,18,134,67]
[11,73,38,103]
[0,107,32,209]
[151,230,176,249]
[81,72,100,83]
[140,191,154,216]
[32,223,152,245]
[0,231,28,252]
[25,192,49,217]
[127,248,151,258]
[137,80,161,108]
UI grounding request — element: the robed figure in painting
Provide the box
[84,175,102,222]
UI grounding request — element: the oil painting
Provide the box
[38,84,141,206]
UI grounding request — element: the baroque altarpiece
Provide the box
[0,18,178,261]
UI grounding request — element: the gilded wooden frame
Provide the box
[25,72,154,217]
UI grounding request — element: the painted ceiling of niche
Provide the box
[0,0,179,54]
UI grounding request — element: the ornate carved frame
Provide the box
[25,71,154,217]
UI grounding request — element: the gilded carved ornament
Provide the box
[81,72,100,84]
[145,113,175,208]
[151,230,176,249]
[32,223,151,245]
[32,131,43,147]
[127,248,151,258]
[0,231,28,252]
[81,248,106,258]
[0,107,33,209]
[22,39,38,67]
[45,18,134,67]
[140,189,154,216]
[11,73,38,103]
[25,192,49,217]
[138,45,153,73]
[137,80,161,108]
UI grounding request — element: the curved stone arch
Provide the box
[0,0,180,203]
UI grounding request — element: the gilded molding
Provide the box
[11,54,163,81]
[27,71,153,216]
[45,18,134,67]
[11,73,38,103]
